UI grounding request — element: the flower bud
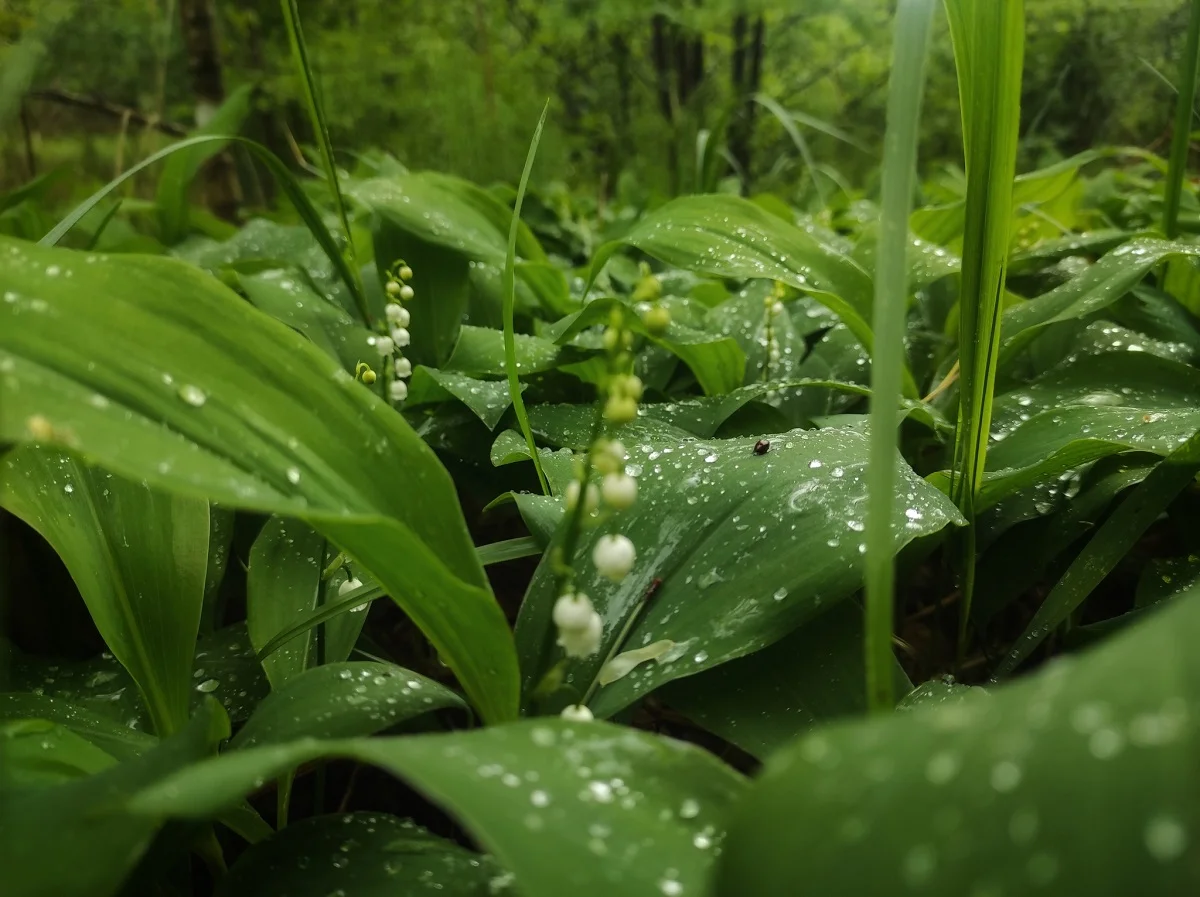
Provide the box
[394,357,412,378]
[362,369,377,384]
[602,326,621,352]
[642,304,671,335]
[560,704,594,722]
[593,533,636,581]
[771,301,784,316]
[389,379,408,402]
[604,394,638,425]
[386,281,401,297]
[399,284,415,301]
[373,336,394,356]
[399,265,414,282]
[391,327,411,347]
[565,480,599,513]
[601,473,637,509]
[385,303,410,326]
[338,576,363,596]
[553,591,596,631]
[592,438,625,475]
[557,611,603,658]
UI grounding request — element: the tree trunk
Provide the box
[179,0,241,221]
[729,12,765,193]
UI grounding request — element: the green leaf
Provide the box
[0,693,157,761]
[999,239,1200,363]
[229,662,464,750]
[587,196,895,389]
[994,426,1200,676]
[515,423,962,718]
[548,297,745,396]
[1,718,118,789]
[0,700,229,897]
[0,448,209,735]
[660,600,911,759]
[247,516,362,689]
[715,587,1200,896]
[406,367,522,430]
[237,270,375,371]
[864,0,937,713]
[129,720,746,897]
[216,813,503,897]
[0,237,518,724]
[6,623,270,730]
[445,325,565,376]
[946,0,1025,634]
[156,84,253,244]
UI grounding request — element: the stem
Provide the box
[1165,0,1200,239]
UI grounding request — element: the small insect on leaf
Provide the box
[753,440,771,456]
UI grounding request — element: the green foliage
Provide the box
[5,2,1200,894]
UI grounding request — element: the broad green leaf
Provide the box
[229,662,464,750]
[0,700,228,897]
[406,367,521,430]
[587,195,891,386]
[249,516,336,689]
[660,600,911,759]
[0,448,209,735]
[1007,229,1138,274]
[995,427,1200,676]
[6,623,269,729]
[0,237,518,723]
[1,718,117,789]
[156,84,253,244]
[217,813,503,897]
[547,296,745,396]
[999,239,1200,363]
[129,720,746,897]
[238,270,374,371]
[515,423,962,718]
[0,693,157,761]
[715,587,1200,896]
[445,325,566,376]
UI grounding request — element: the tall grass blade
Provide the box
[41,135,363,313]
[993,427,1200,678]
[1164,0,1200,239]
[754,94,827,208]
[864,0,937,714]
[945,0,1025,642]
[504,102,552,495]
[279,0,367,321]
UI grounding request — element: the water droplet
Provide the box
[530,790,549,807]
[196,679,219,693]
[286,466,301,485]
[679,798,700,819]
[178,384,207,407]
[773,587,788,601]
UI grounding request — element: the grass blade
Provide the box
[864,0,937,714]
[278,0,367,321]
[1164,0,1200,238]
[945,0,1025,642]
[504,102,551,495]
[41,134,365,316]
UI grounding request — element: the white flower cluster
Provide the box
[764,283,785,371]
[382,262,415,402]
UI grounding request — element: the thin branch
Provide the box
[27,88,187,136]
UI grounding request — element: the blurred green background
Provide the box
[0,0,1188,205]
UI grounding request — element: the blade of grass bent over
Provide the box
[945,0,1024,645]
[864,0,937,714]
[504,102,551,495]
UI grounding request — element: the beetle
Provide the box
[753,439,771,455]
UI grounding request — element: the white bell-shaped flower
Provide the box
[385,303,410,326]
[565,480,599,514]
[553,591,596,630]
[389,379,408,402]
[338,576,363,596]
[560,704,594,722]
[593,533,636,581]
[557,611,603,658]
[391,327,411,348]
[601,472,637,509]
[394,357,413,378]
[373,335,394,356]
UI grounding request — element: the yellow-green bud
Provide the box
[386,280,402,297]
[643,304,671,335]
[362,369,377,384]
[399,265,414,282]
[604,394,638,425]
[602,327,622,352]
